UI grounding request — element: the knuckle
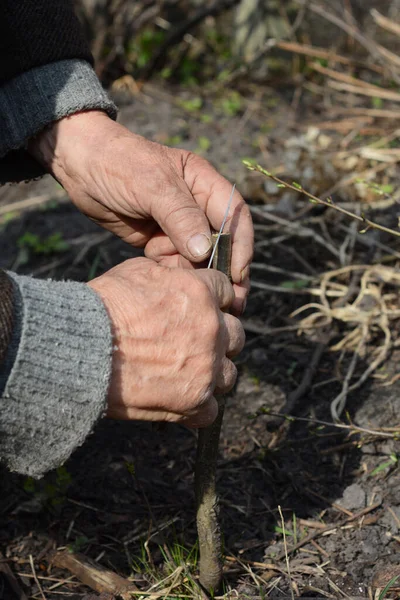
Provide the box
[226,360,238,386]
[188,379,214,412]
[183,150,209,171]
[233,320,246,352]
[206,310,221,340]
[189,276,216,309]
[192,276,211,299]
[216,360,237,394]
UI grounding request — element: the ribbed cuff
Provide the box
[0,273,113,478]
[0,59,118,158]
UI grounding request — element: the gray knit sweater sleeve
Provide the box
[0,59,117,183]
[0,273,113,478]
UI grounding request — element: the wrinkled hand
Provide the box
[29,110,253,314]
[89,258,245,427]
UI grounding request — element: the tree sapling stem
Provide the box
[195,232,231,594]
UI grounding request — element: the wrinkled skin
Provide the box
[89,259,245,427]
[29,110,253,426]
[29,110,253,315]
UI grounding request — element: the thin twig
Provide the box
[276,501,382,561]
[327,79,400,103]
[310,62,378,89]
[29,555,47,600]
[250,205,340,257]
[330,332,365,422]
[258,409,399,439]
[268,341,327,430]
[245,163,400,240]
[0,192,66,217]
[278,505,295,600]
[275,40,383,73]
[371,9,400,37]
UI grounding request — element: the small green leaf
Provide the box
[292,181,302,190]
[126,461,135,476]
[381,184,394,194]
[200,114,213,124]
[197,136,211,152]
[370,454,398,476]
[276,183,286,188]
[372,96,384,109]
[274,526,293,536]
[179,97,203,112]
[257,166,272,176]
[23,477,36,493]
[274,525,293,536]
[242,159,256,169]
[378,575,400,600]
[161,67,172,79]
[280,279,309,289]
[68,535,90,554]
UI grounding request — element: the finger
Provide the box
[182,396,219,428]
[145,230,177,259]
[107,405,177,421]
[195,269,235,311]
[149,176,213,263]
[215,357,237,394]
[107,399,218,428]
[231,280,250,316]
[86,202,159,248]
[149,254,193,269]
[183,156,254,285]
[145,233,196,269]
[223,313,245,357]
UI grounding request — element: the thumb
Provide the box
[151,185,212,262]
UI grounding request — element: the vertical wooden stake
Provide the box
[195,233,231,594]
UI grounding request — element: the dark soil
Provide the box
[0,82,399,600]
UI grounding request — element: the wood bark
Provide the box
[195,233,231,593]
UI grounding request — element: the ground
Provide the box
[0,79,400,600]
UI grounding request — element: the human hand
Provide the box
[89,258,245,427]
[29,110,253,315]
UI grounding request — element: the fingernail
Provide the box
[187,234,212,258]
[241,265,250,283]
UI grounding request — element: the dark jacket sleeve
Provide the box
[0,1,93,85]
[0,271,14,370]
[0,1,117,184]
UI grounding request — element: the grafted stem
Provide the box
[195,233,231,594]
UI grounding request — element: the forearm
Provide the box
[0,270,113,478]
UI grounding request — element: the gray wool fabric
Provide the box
[0,273,113,478]
[0,58,117,165]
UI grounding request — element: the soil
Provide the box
[0,81,399,600]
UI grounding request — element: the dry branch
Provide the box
[52,550,138,598]
[0,551,29,600]
[275,40,382,72]
[331,107,400,120]
[310,62,380,89]
[371,8,400,37]
[327,80,400,103]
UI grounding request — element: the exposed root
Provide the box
[290,265,400,420]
